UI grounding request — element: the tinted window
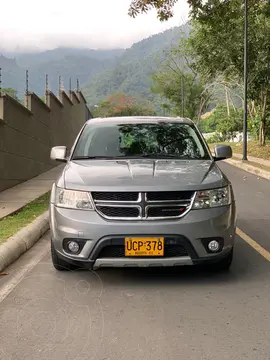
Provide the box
[72,122,210,160]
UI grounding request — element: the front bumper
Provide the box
[50,202,236,270]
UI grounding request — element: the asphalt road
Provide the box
[1,162,270,360]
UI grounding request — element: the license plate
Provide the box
[125,237,164,256]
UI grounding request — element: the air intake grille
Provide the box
[97,244,188,258]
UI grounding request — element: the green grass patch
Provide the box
[209,140,270,160]
[0,192,50,245]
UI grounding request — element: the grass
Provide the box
[0,192,50,245]
[209,140,270,160]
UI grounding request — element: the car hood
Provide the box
[60,159,228,192]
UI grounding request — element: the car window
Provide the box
[72,122,211,160]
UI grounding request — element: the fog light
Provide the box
[67,241,80,254]
[208,240,220,252]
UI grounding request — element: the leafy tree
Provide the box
[129,0,270,145]
[93,93,156,118]
[150,42,211,120]
[129,0,269,21]
[1,88,19,101]
[128,0,240,21]
[200,105,243,141]
[186,0,270,144]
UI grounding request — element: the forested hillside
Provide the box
[0,48,124,97]
[83,25,191,107]
[0,23,242,114]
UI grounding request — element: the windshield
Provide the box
[71,122,211,160]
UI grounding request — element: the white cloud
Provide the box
[0,0,189,51]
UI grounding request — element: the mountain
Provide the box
[0,56,25,96]
[83,25,191,107]
[14,48,125,68]
[0,48,125,97]
[0,27,190,101]
[0,24,239,111]
[82,24,243,113]
[27,56,112,96]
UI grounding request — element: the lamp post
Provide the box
[243,0,248,161]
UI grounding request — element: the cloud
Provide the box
[0,0,189,51]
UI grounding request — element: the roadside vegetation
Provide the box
[126,0,270,154]
[0,192,50,244]
[92,93,156,117]
[209,141,270,161]
[92,1,269,159]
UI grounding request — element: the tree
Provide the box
[186,0,270,144]
[93,93,156,118]
[150,41,211,120]
[128,0,245,21]
[1,88,19,101]
[129,0,270,145]
[200,105,243,141]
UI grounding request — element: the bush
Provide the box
[207,133,224,143]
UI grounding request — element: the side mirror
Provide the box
[213,145,232,161]
[50,146,67,162]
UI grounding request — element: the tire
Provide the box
[207,248,234,272]
[51,241,78,271]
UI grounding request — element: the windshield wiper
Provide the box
[128,154,190,159]
[72,156,122,160]
[72,154,201,160]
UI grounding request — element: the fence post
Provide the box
[45,74,49,105]
[25,70,29,108]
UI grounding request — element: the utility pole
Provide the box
[243,0,248,160]
[181,73,184,117]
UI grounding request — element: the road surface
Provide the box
[1,162,270,360]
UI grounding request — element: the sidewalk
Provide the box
[232,153,270,168]
[0,165,64,220]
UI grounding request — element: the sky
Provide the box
[0,0,190,52]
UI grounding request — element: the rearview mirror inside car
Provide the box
[50,146,67,162]
[213,145,232,161]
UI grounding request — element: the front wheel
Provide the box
[51,241,78,271]
[207,248,234,272]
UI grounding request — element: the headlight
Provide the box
[55,187,94,210]
[192,186,231,209]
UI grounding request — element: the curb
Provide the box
[0,211,49,272]
[224,158,270,181]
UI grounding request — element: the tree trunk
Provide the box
[259,89,268,146]
[259,120,265,146]
[225,86,230,117]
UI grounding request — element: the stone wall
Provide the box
[0,90,90,192]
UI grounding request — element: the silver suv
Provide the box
[49,116,236,272]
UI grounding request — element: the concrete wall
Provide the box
[0,90,90,192]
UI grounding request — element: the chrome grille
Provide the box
[92,191,195,220]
